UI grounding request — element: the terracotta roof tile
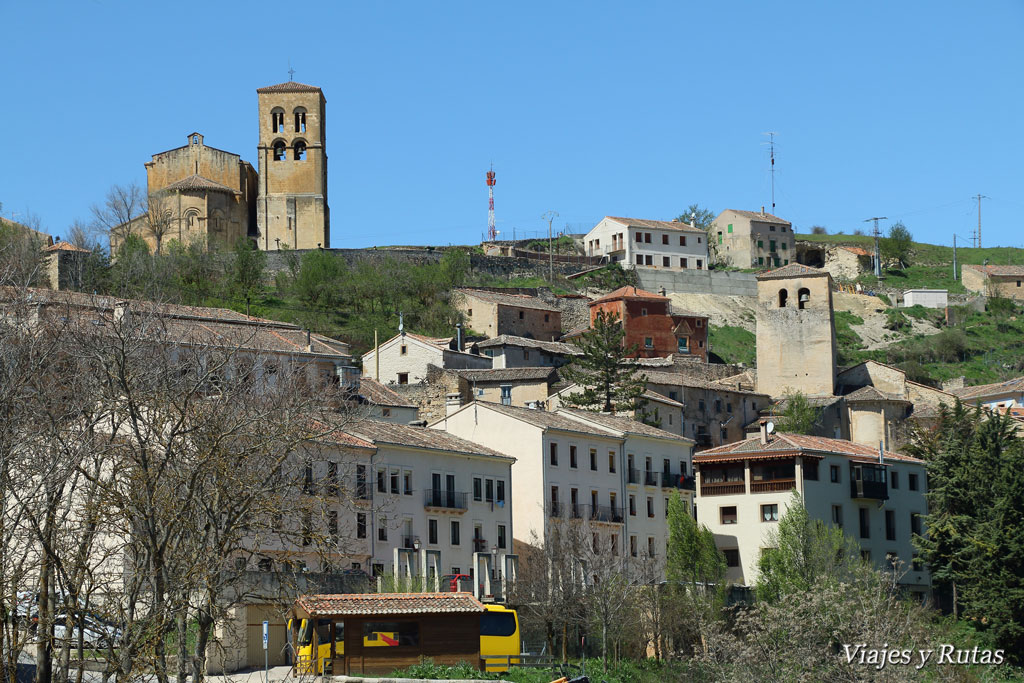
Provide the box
[455,289,560,312]
[604,216,706,234]
[843,386,911,403]
[297,592,484,617]
[720,209,791,225]
[43,241,90,253]
[590,286,667,305]
[557,407,692,442]
[962,264,1024,277]
[475,335,580,355]
[162,174,240,195]
[952,376,1024,401]
[357,378,417,408]
[350,419,512,460]
[256,81,323,94]
[756,263,831,280]
[452,367,557,383]
[695,432,922,463]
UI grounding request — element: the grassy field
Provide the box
[708,325,756,366]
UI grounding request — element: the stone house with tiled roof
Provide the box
[714,208,794,268]
[951,375,1024,411]
[694,423,930,596]
[453,288,562,340]
[583,216,709,271]
[360,331,492,386]
[585,285,709,361]
[961,264,1024,301]
[450,367,559,411]
[476,334,580,369]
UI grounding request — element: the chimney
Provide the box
[759,418,770,445]
[760,205,765,216]
[445,392,463,416]
[306,329,313,353]
[659,286,666,296]
[878,441,884,465]
[455,323,463,351]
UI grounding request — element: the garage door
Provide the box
[245,605,289,668]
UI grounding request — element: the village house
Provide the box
[796,243,874,281]
[475,334,580,368]
[714,208,794,268]
[360,332,491,386]
[453,288,562,341]
[449,367,560,411]
[693,425,930,601]
[582,285,709,361]
[433,403,695,575]
[545,386,687,436]
[582,216,708,270]
[642,370,772,448]
[960,264,1024,301]
[951,376,1024,411]
[355,378,421,423]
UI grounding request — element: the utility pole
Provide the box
[952,234,957,281]
[864,216,887,278]
[543,210,559,282]
[764,132,777,215]
[974,194,988,248]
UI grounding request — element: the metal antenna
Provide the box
[864,217,887,277]
[764,132,777,214]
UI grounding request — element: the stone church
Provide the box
[117,81,329,253]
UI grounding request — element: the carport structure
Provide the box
[290,592,486,676]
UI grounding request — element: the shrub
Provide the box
[810,226,828,235]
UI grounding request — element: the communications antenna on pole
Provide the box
[486,166,498,241]
[764,132,777,214]
[864,216,887,278]
[974,194,988,248]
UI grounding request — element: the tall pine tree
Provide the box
[560,310,648,414]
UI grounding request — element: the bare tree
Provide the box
[142,193,174,255]
[90,183,146,251]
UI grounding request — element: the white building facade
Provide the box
[360,332,491,385]
[583,216,709,270]
[693,428,930,600]
[432,403,695,573]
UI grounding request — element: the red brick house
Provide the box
[586,286,708,361]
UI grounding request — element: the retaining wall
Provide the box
[636,268,758,296]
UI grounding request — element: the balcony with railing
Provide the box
[850,464,889,500]
[548,502,623,524]
[661,472,696,490]
[627,468,640,485]
[751,479,796,493]
[423,489,468,511]
[473,537,488,552]
[643,471,659,487]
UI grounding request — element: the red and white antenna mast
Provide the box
[486,165,497,241]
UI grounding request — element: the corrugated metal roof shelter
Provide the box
[290,592,486,676]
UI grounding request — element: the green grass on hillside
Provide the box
[709,325,756,366]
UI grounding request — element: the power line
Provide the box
[864,216,887,278]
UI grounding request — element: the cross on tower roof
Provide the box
[288,66,295,81]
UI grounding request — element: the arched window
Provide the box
[294,107,307,133]
[778,288,788,308]
[798,287,811,310]
[183,209,200,232]
[273,140,287,161]
[270,108,285,133]
[294,140,307,161]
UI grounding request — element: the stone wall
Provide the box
[636,268,758,296]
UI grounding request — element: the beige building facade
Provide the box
[454,289,562,340]
[256,82,330,250]
[755,264,837,398]
[961,264,1024,301]
[714,209,794,268]
[694,429,930,599]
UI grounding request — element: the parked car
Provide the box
[51,612,122,647]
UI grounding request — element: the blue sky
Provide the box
[2,1,1022,249]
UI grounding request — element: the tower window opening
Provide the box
[294,109,307,132]
[192,135,199,145]
[778,288,788,308]
[271,109,285,133]
[294,141,307,161]
[273,141,287,161]
[798,287,811,310]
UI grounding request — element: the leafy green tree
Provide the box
[293,250,347,309]
[881,221,913,268]
[674,204,716,231]
[438,248,470,289]
[778,391,822,435]
[559,311,647,413]
[232,236,266,301]
[664,492,725,656]
[756,491,861,603]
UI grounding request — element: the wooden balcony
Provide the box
[751,479,796,493]
[699,481,745,496]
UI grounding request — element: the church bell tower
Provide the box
[256,81,330,250]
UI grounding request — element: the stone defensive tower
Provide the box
[755,264,837,398]
[256,81,329,250]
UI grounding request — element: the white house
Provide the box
[583,216,709,270]
[432,403,695,574]
[951,376,1024,411]
[902,289,948,309]
[693,424,930,600]
[355,377,421,423]
[360,332,492,385]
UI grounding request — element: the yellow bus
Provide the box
[290,604,520,673]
